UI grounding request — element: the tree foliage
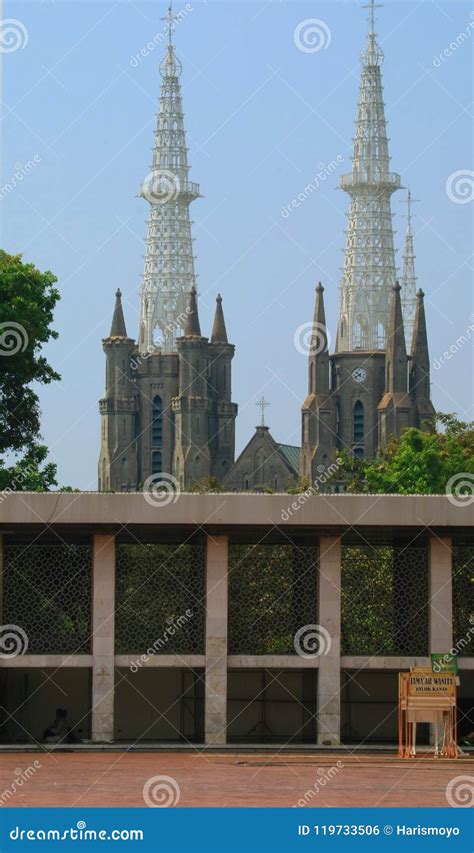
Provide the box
[334,415,474,494]
[0,251,60,491]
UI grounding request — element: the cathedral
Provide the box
[98,3,435,493]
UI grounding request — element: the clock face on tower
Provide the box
[352,367,367,383]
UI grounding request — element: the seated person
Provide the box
[43,708,78,744]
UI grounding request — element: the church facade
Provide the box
[98,15,237,491]
[99,4,435,493]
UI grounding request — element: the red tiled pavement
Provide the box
[0,753,472,809]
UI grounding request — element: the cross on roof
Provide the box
[256,396,270,427]
[362,0,382,34]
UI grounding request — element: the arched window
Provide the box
[353,401,364,443]
[243,476,249,490]
[152,396,163,446]
[274,476,278,490]
[353,317,368,349]
[152,450,162,475]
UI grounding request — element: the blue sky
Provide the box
[2,0,473,489]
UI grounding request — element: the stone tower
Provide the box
[300,2,435,484]
[98,7,237,491]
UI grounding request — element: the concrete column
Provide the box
[91,533,116,742]
[317,536,341,745]
[429,535,453,653]
[205,535,228,745]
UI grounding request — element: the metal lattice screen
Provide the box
[3,544,92,654]
[341,544,429,656]
[228,543,318,654]
[115,544,205,654]
[452,545,474,657]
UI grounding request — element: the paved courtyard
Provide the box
[1,752,471,808]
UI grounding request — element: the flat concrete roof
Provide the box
[0,492,472,533]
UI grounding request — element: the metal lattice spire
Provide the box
[138,3,201,353]
[337,0,401,352]
[400,188,418,351]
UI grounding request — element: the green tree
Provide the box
[334,415,474,494]
[0,251,60,491]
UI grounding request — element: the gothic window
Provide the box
[353,317,368,349]
[121,457,127,487]
[243,476,249,490]
[376,321,385,348]
[353,400,364,444]
[152,450,162,475]
[152,395,163,446]
[255,450,266,483]
[274,476,278,490]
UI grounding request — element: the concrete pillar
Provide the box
[91,533,116,742]
[205,535,228,745]
[317,536,341,745]
[429,535,453,653]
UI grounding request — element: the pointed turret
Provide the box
[211,294,228,344]
[385,283,407,392]
[409,289,435,430]
[309,283,330,394]
[300,282,337,485]
[109,289,127,338]
[400,188,418,349]
[377,283,410,446]
[183,286,202,337]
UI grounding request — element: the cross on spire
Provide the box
[161,2,174,47]
[401,187,419,232]
[362,0,382,34]
[256,396,270,427]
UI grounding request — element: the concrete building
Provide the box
[0,493,472,747]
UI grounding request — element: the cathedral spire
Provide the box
[400,188,418,350]
[211,294,228,343]
[138,3,200,354]
[110,289,127,338]
[385,283,407,392]
[337,0,400,353]
[410,289,430,395]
